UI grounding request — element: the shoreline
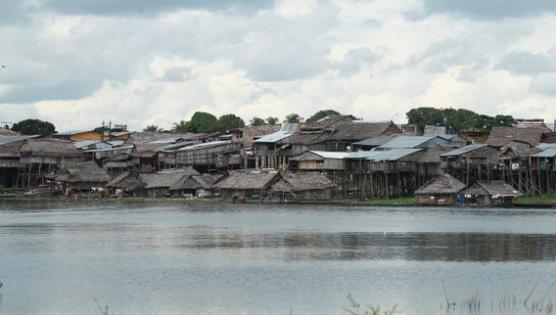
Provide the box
[1,195,556,208]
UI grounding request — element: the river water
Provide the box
[1,201,556,315]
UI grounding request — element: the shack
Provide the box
[139,168,199,198]
[464,180,521,207]
[215,169,281,202]
[289,151,350,171]
[105,171,146,197]
[169,173,225,198]
[0,136,28,187]
[52,161,111,195]
[414,173,466,206]
[270,172,336,201]
[19,138,82,187]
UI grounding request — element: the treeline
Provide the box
[4,107,518,137]
[407,107,515,132]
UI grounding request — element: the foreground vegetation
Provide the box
[516,193,556,205]
[366,197,416,207]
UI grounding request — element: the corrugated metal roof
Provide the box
[311,151,351,159]
[53,130,91,136]
[531,148,556,158]
[537,143,556,149]
[379,136,437,149]
[73,140,102,149]
[345,151,379,159]
[280,123,299,132]
[0,135,30,146]
[254,130,295,144]
[440,144,487,157]
[365,148,422,161]
[352,136,395,147]
[177,140,231,151]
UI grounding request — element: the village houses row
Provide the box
[2,116,556,205]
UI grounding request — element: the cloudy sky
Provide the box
[1,0,556,131]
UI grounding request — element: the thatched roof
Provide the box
[280,119,400,145]
[169,174,224,191]
[271,173,336,192]
[0,138,26,158]
[139,167,199,189]
[466,181,521,198]
[0,128,20,136]
[488,127,548,147]
[20,139,81,158]
[106,171,144,192]
[216,170,280,190]
[415,173,466,195]
[55,161,111,183]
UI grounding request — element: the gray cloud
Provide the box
[160,67,192,82]
[496,51,555,74]
[0,80,101,103]
[337,47,381,76]
[423,0,556,19]
[39,0,274,16]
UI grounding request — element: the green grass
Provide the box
[366,197,415,206]
[516,193,556,205]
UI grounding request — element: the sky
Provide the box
[1,0,556,132]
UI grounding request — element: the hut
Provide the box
[169,173,225,198]
[270,172,336,201]
[52,161,111,195]
[0,136,28,187]
[289,151,350,172]
[464,180,521,207]
[19,138,82,187]
[415,173,466,206]
[105,171,146,197]
[215,169,281,202]
[139,167,199,198]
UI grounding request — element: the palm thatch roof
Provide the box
[415,173,466,195]
[106,171,144,192]
[139,167,199,189]
[169,174,224,191]
[20,139,81,158]
[0,128,21,136]
[216,170,280,190]
[55,161,111,183]
[487,127,548,147]
[271,173,336,192]
[466,181,521,198]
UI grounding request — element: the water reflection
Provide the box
[2,221,555,262]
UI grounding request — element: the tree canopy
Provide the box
[217,114,245,131]
[11,119,56,137]
[306,109,340,123]
[266,117,279,125]
[406,107,515,132]
[284,113,303,124]
[143,124,160,132]
[250,117,266,126]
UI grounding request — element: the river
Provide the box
[1,201,556,315]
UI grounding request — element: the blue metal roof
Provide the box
[440,144,488,157]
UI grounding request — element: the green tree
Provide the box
[173,120,191,133]
[143,124,160,132]
[11,119,56,137]
[174,112,219,133]
[284,113,303,124]
[217,114,245,131]
[250,117,266,126]
[266,117,279,125]
[406,107,515,132]
[306,109,340,123]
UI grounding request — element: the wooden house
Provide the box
[52,161,111,195]
[105,171,146,197]
[352,136,396,151]
[289,151,350,171]
[251,123,299,169]
[19,139,82,187]
[441,144,502,184]
[0,136,28,187]
[139,168,199,198]
[464,180,521,207]
[169,173,225,198]
[173,140,242,172]
[270,172,336,201]
[215,169,281,202]
[415,173,466,206]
